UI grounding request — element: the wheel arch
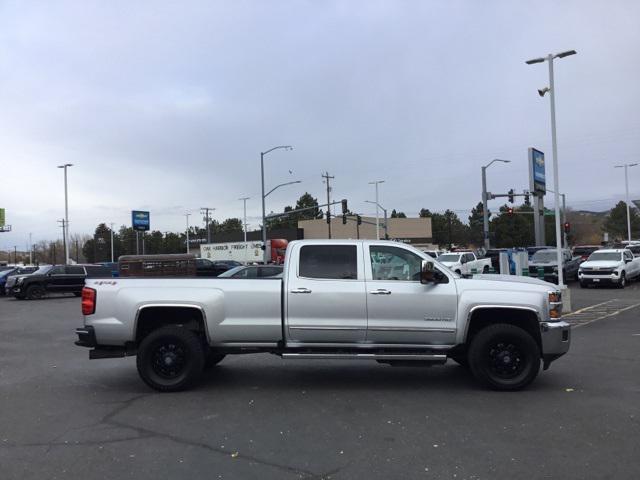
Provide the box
[464,306,542,353]
[134,304,209,345]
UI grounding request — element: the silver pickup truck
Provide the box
[75,240,570,392]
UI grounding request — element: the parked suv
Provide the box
[7,264,112,300]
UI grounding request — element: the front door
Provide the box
[365,244,458,345]
[286,243,367,344]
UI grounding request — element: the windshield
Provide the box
[437,254,460,262]
[30,265,53,275]
[587,252,622,262]
[531,251,560,263]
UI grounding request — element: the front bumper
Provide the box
[578,273,621,285]
[540,321,571,369]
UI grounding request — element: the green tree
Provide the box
[419,208,468,248]
[218,218,243,233]
[390,209,407,218]
[603,201,640,241]
[270,192,323,229]
[491,204,535,247]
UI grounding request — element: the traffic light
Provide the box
[508,189,515,203]
[356,215,362,226]
[524,193,530,206]
[564,222,570,233]
[507,207,514,216]
[341,199,348,214]
[326,211,331,224]
[342,214,347,225]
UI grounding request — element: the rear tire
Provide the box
[136,326,205,392]
[468,323,540,391]
[26,284,46,300]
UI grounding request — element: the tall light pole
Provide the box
[365,200,389,239]
[29,233,33,265]
[261,145,293,263]
[614,163,638,242]
[57,163,73,264]
[481,159,511,250]
[185,213,191,254]
[526,49,576,288]
[109,222,115,262]
[368,180,385,240]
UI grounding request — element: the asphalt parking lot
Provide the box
[1,284,639,480]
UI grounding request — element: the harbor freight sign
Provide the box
[529,148,546,194]
[131,210,150,231]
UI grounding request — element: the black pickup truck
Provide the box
[6,264,112,300]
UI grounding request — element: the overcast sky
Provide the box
[2,0,639,250]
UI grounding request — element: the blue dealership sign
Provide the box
[529,148,546,194]
[132,210,150,231]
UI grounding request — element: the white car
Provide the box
[577,249,640,288]
[437,251,492,275]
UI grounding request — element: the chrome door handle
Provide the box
[290,288,312,294]
[369,289,391,295]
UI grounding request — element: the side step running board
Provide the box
[281,353,447,361]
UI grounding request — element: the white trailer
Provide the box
[200,241,266,264]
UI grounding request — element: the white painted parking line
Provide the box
[563,299,640,328]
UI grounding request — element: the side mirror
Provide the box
[420,260,435,284]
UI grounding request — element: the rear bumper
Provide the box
[540,321,571,368]
[75,326,98,348]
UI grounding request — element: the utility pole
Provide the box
[368,180,385,240]
[200,207,215,243]
[322,172,335,238]
[109,222,115,262]
[13,245,17,265]
[185,213,191,254]
[29,233,32,265]
[57,163,73,264]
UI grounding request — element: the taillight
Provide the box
[81,287,96,315]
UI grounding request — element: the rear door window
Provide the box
[299,245,358,280]
[66,266,85,275]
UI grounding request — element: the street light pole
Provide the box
[481,159,511,250]
[365,200,389,239]
[261,146,293,263]
[185,213,191,254]
[239,197,250,264]
[526,49,576,288]
[614,163,638,242]
[57,163,73,264]
[109,222,115,262]
[368,180,385,240]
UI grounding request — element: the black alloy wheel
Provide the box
[468,323,540,391]
[136,326,205,392]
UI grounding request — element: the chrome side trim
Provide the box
[134,303,211,344]
[367,327,456,333]
[284,342,455,350]
[282,353,447,361]
[289,326,364,331]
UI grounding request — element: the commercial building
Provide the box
[298,216,433,248]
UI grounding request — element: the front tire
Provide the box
[136,326,205,392]
[468,323,540,391]
[618,272,626,289]
[26,284,46,300]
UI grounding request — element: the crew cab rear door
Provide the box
[286,243,367,343]
[365,244,458,345]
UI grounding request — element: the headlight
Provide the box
[548,291,562,320]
